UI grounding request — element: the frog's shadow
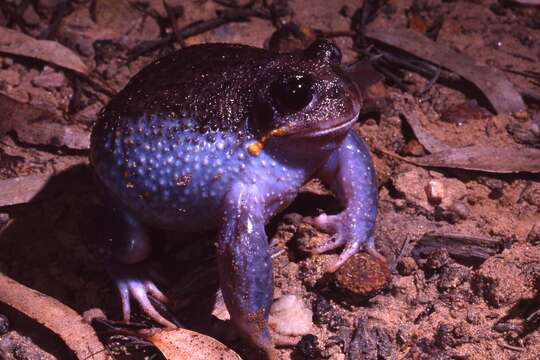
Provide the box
[0,164,356,358]
[0,164,224,356]
[0,164,97,359]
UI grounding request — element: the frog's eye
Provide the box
[271,75,313,114]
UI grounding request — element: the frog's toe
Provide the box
[303,213,346,254]
[304,213,379,272]
[115,277,175,328]
[304,213,341,233]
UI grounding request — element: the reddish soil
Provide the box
[0,0,539,359]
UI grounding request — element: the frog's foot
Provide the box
[304,213,380,272]
[109,264,175,328]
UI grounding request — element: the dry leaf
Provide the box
[0,26,89,76]
[0,273,108,360]
[402,145,540,173]
[366,29,526,115]
[148,328,241,360]
[396,95,452,154]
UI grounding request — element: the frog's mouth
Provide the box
[297,112,359,138]
[246,112,358,156]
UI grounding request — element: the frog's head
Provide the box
[248,39,361,155]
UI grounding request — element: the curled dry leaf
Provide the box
[0,273,108,360]
[366,29,526,115]
[148,328,241,360]
[0,26,89,76]
[396,94,452,154]
[384,95,540,173]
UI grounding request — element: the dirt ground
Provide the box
[0,0,539,359]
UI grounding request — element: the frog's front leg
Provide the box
[306,131,379,272]
[217,182,275,358]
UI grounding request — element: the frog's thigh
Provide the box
[109,209,152,264]
[217,182,274,356]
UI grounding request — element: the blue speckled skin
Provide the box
[90,40,377,358]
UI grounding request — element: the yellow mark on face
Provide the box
[246,127,290,157]
[247,141,263,156]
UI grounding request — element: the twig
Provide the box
[40,0,71,40]
[128,8,261,59]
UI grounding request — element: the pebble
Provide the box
[396,256,417,276]
[437,264,470,292]
[0,69,21,87]
[0,314,9,335]
[424,248,450,271]
[527,222,540,245]
[31,67,65,89]
[401,139,426,156]
[312,296,343,331]
[425,179,446,205]
[295,334,321,359]
[269,294,313,337]
[22,5,40,26]
[348,317,396,359]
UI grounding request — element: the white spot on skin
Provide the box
[247,218,253,234]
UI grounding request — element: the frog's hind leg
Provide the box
[217,182,276,359]
[102,207,176,328]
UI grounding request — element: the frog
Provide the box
[90,39,378,358]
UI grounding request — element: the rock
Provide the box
[348,317,396,360]
[426,179,446,205]
[477,176,506,199]
[22,5,40,27]
[405,338,448,359]
[473,243,540,308]
[527,222,540,245]
[31,67,65,89]
[437,264,470,292]
[434,323,471,350]
[0,69,21,86]
[448,200,469,220]
[393,168,467,216]
[401,139,426,156]
[507,118,540,147]
[424,248,450,271]
[0,314,9,335]
[294,334,321,360]
[520,181,540,207]
[334,253,390,298]
[269,294,313,337]
[1,57,14,68]
[312,296,343,331]
[393,167,432,211]
[426,178,468,210]
[396,256,417,276]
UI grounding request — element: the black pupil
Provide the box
[272,76,313,114]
